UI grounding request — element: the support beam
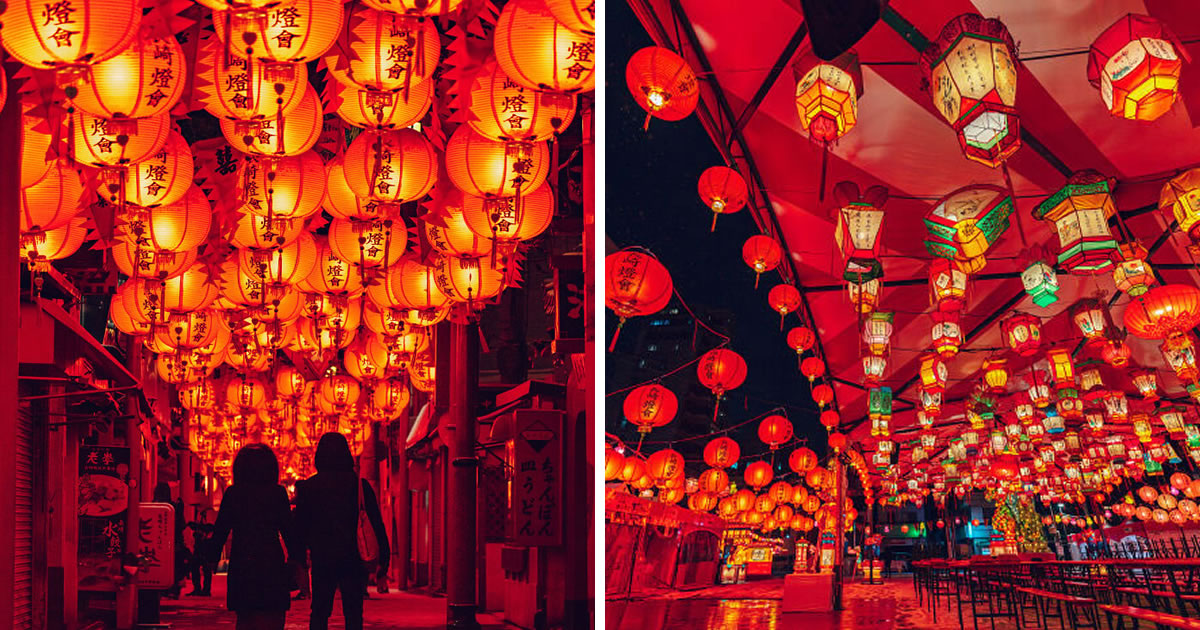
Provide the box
[0,60,19,629]
[731,23,808,136]
[446,321,480,629]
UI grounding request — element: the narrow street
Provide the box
[157,575,516,630]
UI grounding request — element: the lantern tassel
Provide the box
[608,317,625,352]
[643,110,653,132]
[779,312,784,331]
[818,142,829,202]
[712,395,722,425]
[711,212,718,232]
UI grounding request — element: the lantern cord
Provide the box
[1001,162,1028,249]
[672,288,731,344]
[643,111,653,132]
[711,211,718,232]
[818,142,829,203]
[608,318,625,352]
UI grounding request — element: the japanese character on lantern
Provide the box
[625,46,700,128]
[1033,170,1119,274]
[923,185,1014,271]
[832,181,886,272]
[929,257,968,312]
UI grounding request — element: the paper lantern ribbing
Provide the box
[213,0,343,63]
[20,160,85,232]
[794,51,860,143]
[231,212,303,250]
[468,61,576,142]
[324,158,388,220]
[328,218,408,269]
[494,0,595,94]
[112,131,194,208]
[604,249,672,349]
[1124,285,1200,344]
[799,356,824,383]
[360,0,462,14]
[112,241,197,279]
[220,85,323,157]
[622,384,678,434]
[20,104,55,187]
[238,232,319,287]
[69,24,185,118]
[1087,15,1182,122]
[646,449,685,487]
[461,185,555,245]
[698,348,747,421]
[433,255,505,304]
[198,46,307,121]
[342,129,438,203]
[72,111,170,168]
[697,166,748,231]
[303,236,364,296]
[545,0,594,35]
[160,265,221,317]
[758,415,793,450]
[238,152,327,218]
[330,8,440,92]
[769,285,802,330]
[1,0,140,70]
[367,257,449,311]
[742,235,782,289]
[425,203,492,259]
[335,79,431,130]
[625,46,698,126]
[703,437,739,469]
[698,468,729,494]
[920,14,1019,167]
[789,447,817,473]
[371,378,411,420]
[20,218,88,269]
[444,126,550,199]
[127,187,213,253]
[744,461,773,490]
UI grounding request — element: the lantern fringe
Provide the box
[710,211,718,232]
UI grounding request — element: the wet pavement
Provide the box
[606,576,1021,630]
[157,574,515,629]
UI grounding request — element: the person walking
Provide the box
[292,433,389,630]
[185,509,216,596]
[204,444,297,630]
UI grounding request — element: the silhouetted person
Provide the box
[292,433,388,630]
[205,444,296,630]
[185,509,216,596]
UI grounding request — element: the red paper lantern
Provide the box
[787,327,816,361]
[698,348,747,421]
[1124,285,1200,344]
[744,461,774,490]
[800,356,825,383]
[646,449,685,486]
[758,415,793,450]
[828,432,847,451]
[789,447,817,473]
[698,468,730,494]
[625,46,699,126]
[812,384,834,409]
[769,285,802,329]
[820,410,839,432]
[703,437,740,469]
[741,235,782,288]
[622,384,678,434]
[697,166,747,231]
[604,249,672,349]
[1087,15,1183,122]
[1002,313,1042,357]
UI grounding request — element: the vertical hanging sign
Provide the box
[510,409,565,546]
[78,445,131,591]
[136,503,176,588]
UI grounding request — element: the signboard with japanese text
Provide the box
[136,503,176,588]
[78,445,130,591]
[509,409,564,546]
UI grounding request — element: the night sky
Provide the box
[605,0,824,479]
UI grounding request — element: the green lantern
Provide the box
[1021,260,1060,307]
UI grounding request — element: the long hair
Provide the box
[232,443,279,486]
[313,432,355,473]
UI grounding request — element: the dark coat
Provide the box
[292,434,389,570]
[206,483,295,612]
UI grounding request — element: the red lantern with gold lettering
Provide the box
[703,437,740,469]
[604,249,672,349]
[622,384,678,434]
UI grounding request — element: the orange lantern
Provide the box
[111,240,197,279]
[20,161,85,232]
[789,447,817,474]
[319,373,361,409]
[303,236,364,296]
[468,61,576,142]
[359,0,462,15]
[212,0,343,64]
[697,166,747,231]
[158,264,220,317]
[231,212,304,251]
[335,79,431,130]
[110,131,194,208]
[769,285,802,329]
[545,0,594,35]
[424,202,492,260]
[622,384,677,434]
[698,468,729,494]
[366,257,450,311]
[239,232,319,287]
[238,152,327,219]
[461,185,555,247]
[20,218,88,270]
[1,0,140,70]
[433,255,505,304]
[744,461,774,490]
[324,157,390,221]
[793,50,861,143]
[625,46,699,127]
[69,23,185,118]
[1124,285,1200,345]
[689,492,718,513]
[220,85,323,157]
[697,348,747,399]
[327,7,439,92]
[604,249,672,348]
[371,378,411,421]
[646,449,684,486]
[342,129,438,203]
[742,235,782,288]
[444,126,550,199]
[703,437,740,469]
[493,0,595,93]
[129,187,213,253]
[72,110,170,168]
[197,43,307,121]
[1087,15,1183,122]
[328,218,408,270]
[758,415,793,450]
[604,446,625,481]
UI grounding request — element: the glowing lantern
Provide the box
[1160,168,1200,244]
[368,257,450,311]
[1087,15,1182,121]
[862,312,893,355]
[1124,285,1200,345]
[359,0,462,14]
[787,327,816,366]
[604,249,672,347]
[789,447,817,473]
[923,185,1013,270]
[19,161,85,234]
[931,311,962,359]
[862,356,886,384]
[847,276,881,314]
[819,410,839,432]
[1034,170,1120,274]
[335,79,431,130]
[622,384,677,434]
[920,14,1019,167]
[646,449,684,486]
[919,353,947,392]
[812,384,834,410]
[20,218,88,270]
[1002,313,1042,357]
[744,461,774,490]
[794,51,861,143]
[238,152,327,219]
[327,8,439,92]
[461,186,554,250]
[1,0,140,70]
[697,166,748,231]
[741,235,782,288]
[433,255,505,304]
[625,46,698,126]
[469,61,575,142]
[343,129,438,203]
[329,218,407,270]
[220,86,323,157]
[302,237,363,296]
[69,24,184,118]
[758,415,793,450]
[129,187,213,255]
[72,111,170,168]
[1103,335,1133,367]
[983,358,1009,393]
[1047,349,1076,389]
[1159,407,1186,437]
[768,285,802,329]
[1132,368,1159,401]
[697,348,747,409]
[1021,261,1060,308]
[493,0,594,93]
[197,45,307,121]
[445,126,549,199]
[1069,299,1110,345]
[213,0,342,64]
[109,131,193,208]
[239,232,319,287]
[698,469,729,494]
[688,492,718,513]
[869,386,892,423]
[929,258,968,312]
[703,437,739,469]
[1161,336,1200,384]
[1111,242,1155,298]
[796,352,825,384]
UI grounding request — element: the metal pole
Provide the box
[832,456,846,610]
[0,61,20,629]
[446,320,479,629]
[394,408,410,590]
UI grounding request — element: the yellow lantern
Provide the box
[69,23,185,118]
[434,255,505,303]
[334,78,431,130]
[467,61,576,142]
[237,152,327,218]
[109,131,194,208]
[1,0,140,71]
[219,85,323,157]
[327,7,440,92]
[327,218,408,270]
[793,51,860,143]
[493,0,595,93]
[197,43,307,121]
[341,129,438,203]
[212,0,343,64]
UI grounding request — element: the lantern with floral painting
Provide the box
[1131,368,1159,401]
[1161,336,1200,384]
[1002,313,1042,357]
[1159,406,1187,438]
[869,387,892,432]
[625,46,698,127]
[703,437,740,469]
[1068,299,1110,345]
[1027,371,1052,408]
[697,166,748,231]
[758,415,793,450]
[982,357,1009,393]
[862,311,893,356]
[930,257,968,312]
[1021,260,1060,308]
[931,311,962,359]
[1087,15,1183,122]
[604,249,672,348]
[697,348,747,419]
[920,14,1019,167]
[832,181,886,272]
[622,384,677,434]
[742,235,782,289]
[769,285,802,329]
[923,185,1014,271]
[794,51,861,145]
[1034,171,1120,274]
